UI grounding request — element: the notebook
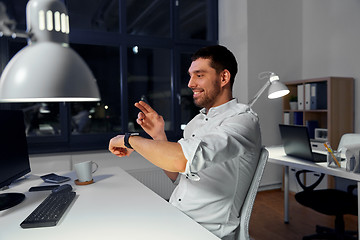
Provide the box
[278,124,327,162]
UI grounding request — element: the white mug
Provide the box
[74,161,98,182]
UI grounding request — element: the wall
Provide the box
[302,0,360,133]
[218,0,248,104]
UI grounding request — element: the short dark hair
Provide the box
[191,45,238,88]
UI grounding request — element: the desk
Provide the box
[267,146,360,239]
[0,167,219,240]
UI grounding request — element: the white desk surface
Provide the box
[0,167,219,240]
[267,145,360,182]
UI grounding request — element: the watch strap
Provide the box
[124,133,139,149]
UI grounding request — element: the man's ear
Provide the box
[220,69,231,87]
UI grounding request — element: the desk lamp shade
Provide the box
[0,0,101,102]
[248,72,289,107]
[267,77,290,99]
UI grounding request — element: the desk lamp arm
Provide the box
[248,80,271,108]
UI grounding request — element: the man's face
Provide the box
[187,58,222,110]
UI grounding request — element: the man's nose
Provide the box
[188,76,196,88]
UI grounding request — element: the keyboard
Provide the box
[20,191,76,228]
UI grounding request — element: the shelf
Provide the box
[284,109,328,113]
[282,76,354,149]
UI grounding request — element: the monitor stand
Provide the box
[0,193,25,211]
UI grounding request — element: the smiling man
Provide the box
[109,45,262,240]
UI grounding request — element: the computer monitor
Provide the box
[0,110,31,211]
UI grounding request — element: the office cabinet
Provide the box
[282,77,354,149]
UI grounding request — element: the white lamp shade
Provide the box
[0,42,100,102]
[268,80,290,99]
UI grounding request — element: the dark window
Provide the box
[0,0,27,31]
[179,0,209,40]
[127,46,172,132]
[70,44,121,135]
[0,0,218,153]
[126,0,170,37]
[66,0,120,32]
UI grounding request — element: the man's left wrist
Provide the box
[124,133,139,149]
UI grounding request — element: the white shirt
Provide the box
[169,99,262,238]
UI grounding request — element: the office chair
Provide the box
[294,133,360,240]
[295,170,357,240]
[235,147,269,240]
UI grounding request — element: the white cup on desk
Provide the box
[74,161,98,183]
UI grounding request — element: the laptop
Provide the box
[279,124,327,162]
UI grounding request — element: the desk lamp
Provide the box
[0,0,101,102]
[248,72,289,107]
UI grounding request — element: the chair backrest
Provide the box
[235,147,269,240]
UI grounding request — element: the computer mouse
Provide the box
[52,184,73,194]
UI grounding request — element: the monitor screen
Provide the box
[0,110,31,210]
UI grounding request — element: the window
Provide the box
[66,0,119,32]
[70,44,121,134]
[127,46,172,132]
[126,0,170,37]
[0,0,218,153]
[179,0,210,40]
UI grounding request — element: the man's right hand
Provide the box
[134,101,167,141]
[134,101,180,181]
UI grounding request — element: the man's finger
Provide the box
[136,118,144,126]
[134,102,148,113]
[137,112,145,119]
[137,101,155,113]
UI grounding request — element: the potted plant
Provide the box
[289,95,298,110]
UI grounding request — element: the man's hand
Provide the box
[134,101,167,140]
[108,135,134,157]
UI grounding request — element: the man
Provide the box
[109,45,262,239]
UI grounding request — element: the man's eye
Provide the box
[197,74,203,78]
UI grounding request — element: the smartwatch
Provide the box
[124,133,139,149]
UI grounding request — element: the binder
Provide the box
[306,120,319,139]
[297,85,304,110]
[310,83,327,110]
[305,84,311,110]
[284,112,290,124]
[310,83,317,110]
[294,112,303,125]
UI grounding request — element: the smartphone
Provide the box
[29,185,60,192]
[40,173,71,184]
